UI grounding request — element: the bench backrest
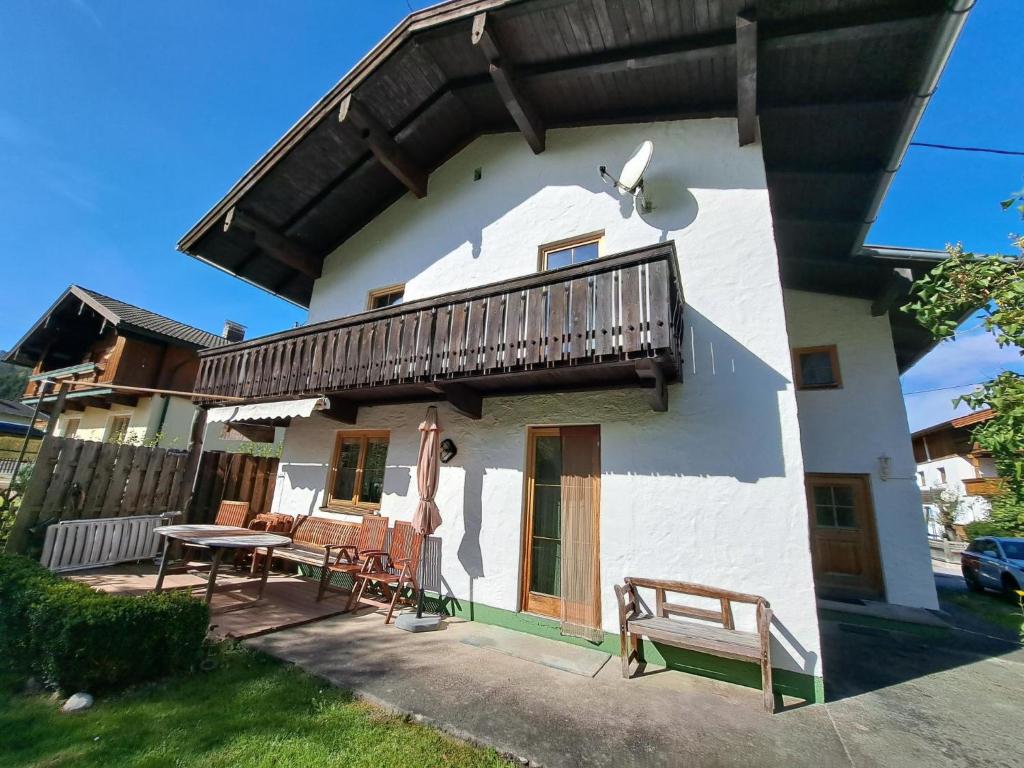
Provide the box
[293,516,359,549]
[215,500,251,528]
[623,577,768,632]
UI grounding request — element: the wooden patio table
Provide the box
[153,524,292,610]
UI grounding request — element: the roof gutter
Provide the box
[852,0,974,253]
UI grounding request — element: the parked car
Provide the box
[961,537,1024,598]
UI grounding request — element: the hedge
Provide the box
[0,555,209,693]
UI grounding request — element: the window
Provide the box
[63,418,80,439]
[793,345,842,390]
[367,284,405,310]
[326,431,390,511]
[811,484,858,529]
[539,232,603,271]
[106,415,130,443]
[938,468,947,484]
[917,471,925,486]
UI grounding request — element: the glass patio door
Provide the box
[521,426,601,634]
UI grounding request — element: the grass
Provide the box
[0,644,508,768]
[941,589,1024,636]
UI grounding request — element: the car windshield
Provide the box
[1000,541,1024,560]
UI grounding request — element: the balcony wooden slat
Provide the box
[648,260,671,349]
[595,271,615,357]
[431,307,448,376]
[448,301,467,376]
[569,277,588,361]
[465,299,484,374]
[547,282,566,363]
[482,295,502,371]
[622,265,642,355]
[524,287,543,365]
[504,291,523,368]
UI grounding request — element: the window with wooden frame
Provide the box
[63,418,80,439]
[793,345,842,390]
[325,430,390,513]
[366,284,405,310]
[538,231,603,271]
[106,414,131,443]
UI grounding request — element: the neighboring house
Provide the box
[0,398,44,439]
[176,0,969,700]
[912,409,999,537]
[2,285,262,450]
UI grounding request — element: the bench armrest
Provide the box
[614,583,639,627]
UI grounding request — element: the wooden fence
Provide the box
[4,436,279,554]
[189,451,279,525]
[5,437,193,554]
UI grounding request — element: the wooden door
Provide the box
[521,426,601,620]
[806,474,884,600]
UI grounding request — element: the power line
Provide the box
[903,382,986,396]
[910,142,1024,157]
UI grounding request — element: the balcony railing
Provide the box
[195,242,685,408]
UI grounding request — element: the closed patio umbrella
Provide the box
[409,406,442,623]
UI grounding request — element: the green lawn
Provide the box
[0,644,508,768]
[942,589,1024,636]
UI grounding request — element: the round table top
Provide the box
[154,524,291,549]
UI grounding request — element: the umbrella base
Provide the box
[395,612,444,633]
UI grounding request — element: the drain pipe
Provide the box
[853,0,974,252]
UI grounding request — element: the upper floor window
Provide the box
[793,345,842,390]
[938,467,947,485]
[64,418,80,439]
[367,284,404,310]
[106,414,130,443]
[326,430,390,513]
[539,232,603,271]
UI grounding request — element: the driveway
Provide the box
[248,575,1023,768]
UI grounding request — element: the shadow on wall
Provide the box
[599,305,790,482]
[278,462,330,517]
[457,460,485,619]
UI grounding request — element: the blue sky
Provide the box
[0,1,1020,432]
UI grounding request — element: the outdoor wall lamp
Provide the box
[440,438,457,464]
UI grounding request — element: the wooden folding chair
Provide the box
[214,500,251,527]
[347,521,423,623]
[315,515,390,601]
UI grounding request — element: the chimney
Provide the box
[222,320,246,342]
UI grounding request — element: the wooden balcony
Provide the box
[962,477,1003,499]
[194,243,685,419]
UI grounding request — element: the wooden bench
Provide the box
[252,515,360,573]
[614,577,775,713]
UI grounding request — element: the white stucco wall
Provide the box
[55,394,198,447]
[273,120,823,678]
[784,290,938,609]
[917,454,991,525]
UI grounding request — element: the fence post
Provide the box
[180,408,208,522]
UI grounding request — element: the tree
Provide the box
[0,357,30,400]
[907,191,1024,536]
[933,486,963,541]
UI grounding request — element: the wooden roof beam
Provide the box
[223,207,322,279]
[472,12,545,154]
[736,12,757,146]
[338,94,428,198]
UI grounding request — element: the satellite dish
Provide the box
[600,140,655,212]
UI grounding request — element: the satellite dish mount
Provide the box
[600,140,654,213]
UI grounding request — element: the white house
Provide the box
[177,0,970,703]
[912,410,999,537]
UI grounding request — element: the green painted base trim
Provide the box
[820,609,950,639]
[426,592,824,704]
[297,564,355,592]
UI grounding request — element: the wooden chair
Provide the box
[614,577,775,713]
[347,521,423,623]
[315,515,390,601]
[214,500,251,527]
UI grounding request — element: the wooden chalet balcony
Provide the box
[194,243,685,419]
[962,477,1003,499]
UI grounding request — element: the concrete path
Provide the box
[247,597,1024,768]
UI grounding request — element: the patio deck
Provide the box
[70,563,352,640]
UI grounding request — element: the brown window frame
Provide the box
[537,231,604,272]
[793,345,843,390]
[325,430,390,514]
[366,283,405,310]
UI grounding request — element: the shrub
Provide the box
[0,555,208,693]
[964,520,1016,541]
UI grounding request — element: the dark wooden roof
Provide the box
[3,285,229,367]
[177,0,969,368]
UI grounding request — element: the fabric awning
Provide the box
[206,396,330,426]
